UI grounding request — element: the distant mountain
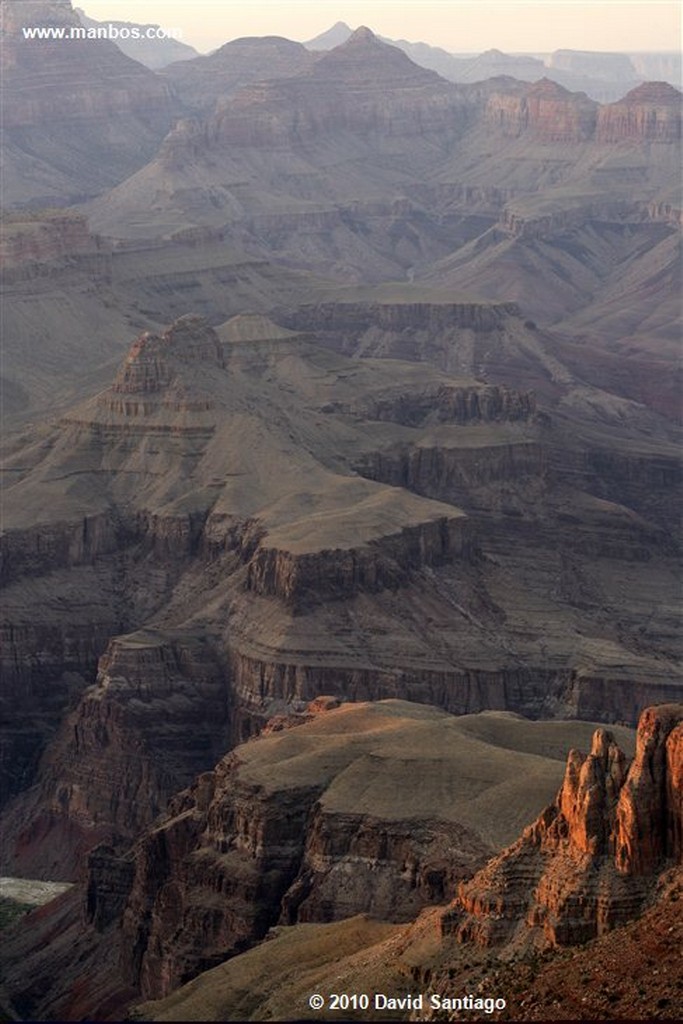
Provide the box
[305,20,353,50]
[160,35,315,113]
[84,28,681,424]
[629,51,682,85]
[87,27,471,247]
[73,7,199,68]
[304,23,681,101]
[455,47,546,83]
[0,0,176,206]
[87,29,680,272]
[548,48,639,81]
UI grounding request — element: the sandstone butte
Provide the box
[445,702,683,949]
[0,703,680,1022]
[123,702,681,1023]
[2,310,680,886]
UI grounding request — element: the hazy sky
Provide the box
[78,2,682,55]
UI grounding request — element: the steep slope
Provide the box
[0,204,339,422]
[447,703,682,948]
[85,27,477,260]
[160,36,316,113]
[305,26,678,102]
[73,7,199,69]
[129,704,680,1024]
[84,31,680,353]
[0,702,637,1020]
[10,704,674,1023]
[1,311,680,881]
[1,0,176,206]
[130,875,682,1022]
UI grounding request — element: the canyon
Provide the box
[0,5,681,1021]
[1,311,679,867]
[2,703,677,1022]
[129,704,679,1022]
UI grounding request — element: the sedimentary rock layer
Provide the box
[446,703,683,949]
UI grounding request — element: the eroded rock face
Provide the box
[447,703,683,949]
[0,213,100,271]
[0,631,231,880]
[596,82,682,142]
[112,315,224,395]
[615,705,683,874]
[206,27,471,150]
[2,310,680,886]
[485,78,598,142]
[245,515,471,606]
[1,0,175,203]
[160,35,315,113]
[79,701,602,1001]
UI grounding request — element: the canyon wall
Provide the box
[446,703,683,949]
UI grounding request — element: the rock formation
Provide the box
[0,631,231,880]
[2,308,680,879]
[1,0,176,204]
[73,7,199,69]
[446,703,683,949]
[485,78,598,141]
[0,212,100,271]
[597,81,682,142]
[0,702,637,1019]
[160,36,316,113]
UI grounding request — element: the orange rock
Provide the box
[449,703,683,949]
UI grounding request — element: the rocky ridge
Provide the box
[159,36,316,113]
[596,81,682,142]
[0,702,638,1019]
[0,212,100,270]
[125,705,680,1023]
[88,30,681,241]
[2,310,680,879]
[445,703,683,950]
[485,77,598,142]
[1,0,176,205]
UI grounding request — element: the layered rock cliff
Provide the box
[83,703,630,1001]
[596,82,682,142]
[0,632,231,880]
[446,703,683,950]
[0,704,642,1022]
[485,78,598,142]
[1,0,176,204]
[160,35,315,113]
[2,2,174,122]
[2,310,680,886]
[111,314,225,395]
[245,513,471,606]
[0,212,100,270]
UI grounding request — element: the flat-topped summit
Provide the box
[216,313,301,344]
[621,80,682,104]
[112,315,224,393]
[597,80,682,140]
